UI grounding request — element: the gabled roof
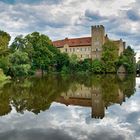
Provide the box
[52,37,91,48]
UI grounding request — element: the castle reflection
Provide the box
[55,84,125,119]
[55,75,135,119]
[0,74,136,119]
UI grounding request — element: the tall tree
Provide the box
[25,32,56,74]
[0,30,11,55]
[8,50,31,77]
[118,46,136,73]
[101,41,118,73]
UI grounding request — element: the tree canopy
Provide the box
[0,30,11,56]
[101,41,118,73]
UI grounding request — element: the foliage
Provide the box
[24,32,54,72]
[0,56,10,75]
[10,32,67,75]
[91,59,104,73]
[117,46,136,73]
[0,29,136,77]
[0,30,11,56]
[8,51,31,77]
[0,69,10,82]
[10,35,26,52]
[101,41,118,73]
[54,52,69,72]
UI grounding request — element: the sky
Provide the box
[0,0,140,51]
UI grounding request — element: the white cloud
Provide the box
[0,0,140,50]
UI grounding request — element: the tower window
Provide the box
[77,48,79,52]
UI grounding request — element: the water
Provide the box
[0,74,139,140]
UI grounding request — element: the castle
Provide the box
[53,25,126,60]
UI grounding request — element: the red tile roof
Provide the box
[52,37,91,48]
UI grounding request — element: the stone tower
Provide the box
[91,25,105,60]
[91,87,105,119]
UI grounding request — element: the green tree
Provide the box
[0,30,11,56]
[25,32,58,75]
[69,54,78,73]
[78,59,91,73]
[10,35,26,52]
[102,41,118,73]
[117,46,135,73]
[91,59,103,73]
[55,53,69,72]
[8,51,31,77]
[0,56,10,75]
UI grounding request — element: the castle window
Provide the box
[65,48,67,52]
[81,55,82,58]
[96,48,98,51]
[80,48,82,51]
[85,48,87,51]
[77,48,79,52]
[73,48,75,52]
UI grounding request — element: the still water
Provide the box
[0,74,139,140]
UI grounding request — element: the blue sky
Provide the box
[0,0,140,50]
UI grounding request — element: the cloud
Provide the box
[0,129,75,140]
[0,0,63,5]
[85,10,107,21]
[127,10,140,21]
[0,102,137,140]
[0,0,140,50]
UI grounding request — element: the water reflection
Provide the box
[56,74,135,119]
[0,74,135,119]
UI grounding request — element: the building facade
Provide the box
[53,25,125,60]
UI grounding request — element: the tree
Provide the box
[0,56,10,75]
[9,32,71,76]
[101,41,118,73]
[117,46,136,73]
[25,32,56,75]
[8,51,31,77]
[91,59,103,73]
[78,59,91,73]
[69,54,79,73]
[55,53,69,72]
[10,35,26,52]
[0,30,11,56]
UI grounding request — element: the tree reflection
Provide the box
[0,74,136,118]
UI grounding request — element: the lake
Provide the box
[0,74,139,140]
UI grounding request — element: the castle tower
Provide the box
[91,87,105,119]
[91,25,105,60]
